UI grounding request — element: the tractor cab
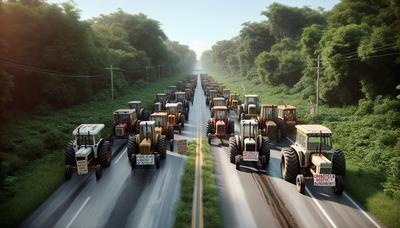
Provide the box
[211,97,226,108]
[155,93,167,103]
[128,101,144,118]
[176,81,184,91]
[245,95,259,114]
[223,89,230,99]
[113,109,137,137]
[240,119,259,152]
[277,105,297,122]
[212,106,228,120]
[174,91,186,103]
[151,112,168,130]
[260,105,277,121]
[295,125,332,156]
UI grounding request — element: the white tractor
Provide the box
[229,119,271,171]
[281,125,346,195]
[64,124,112,180]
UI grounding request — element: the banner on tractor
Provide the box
[314,174,335,186]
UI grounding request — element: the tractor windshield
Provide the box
[215,100,225,106]
[262,108,274,119]
[114,113,130,123]
[151,116,165,127]
[176,94,185,101]
[247,97,258,104]
[284,109,296,121]
[168,106,177,114]
[215,110,226,119]
[141,125,153,138]
[308,136,332,151]
[129,104,138,111]
[242,124,258,138]
[76,135,94,146]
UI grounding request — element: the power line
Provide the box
[323,51,400,63]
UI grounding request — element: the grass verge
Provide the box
[211,72,399,227]
[0,73,187,228]
[174,141,196,228]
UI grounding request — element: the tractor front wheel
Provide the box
[333,175,344,195]
[130,154,136,169]
[65,141,76,166]
[281,148,300,183]
[157,135,167,159]
[95,165,102,181]
[229,137,238,164]
[170,140,174,152]
[98,140,112,168]
[261,137,271,164]
[155,154,161,169]
[296,174,305,194]
[64,165,72,180]
[127,136,137,159]
[180,115,185,128]
[228,120,234,135]
[235,156,241,170]
[332,149,346,177]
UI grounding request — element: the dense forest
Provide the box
[202,0,400,200]
[0,0,196,114]
[0,0,195,206]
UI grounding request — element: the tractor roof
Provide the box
[113,109,135,114]
[128,101,141,104]
[157,93,166,96]
[212,106,228,111]
[166,103,178,108]
[223,89,230,92]
[151,112,168,117]
[140,121,155,126]
[169,86,177,89]
[277,105,296,110]
[241,119,258,125]
[73,124,104,136]
[175,91,185,95]
[261,104,276,108]
[213,97,225,101]
[245,94,259,98]
[296,125,332,136]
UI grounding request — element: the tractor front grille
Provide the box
[245,143,256,152]
[319,167,332,174]
[216,125,225,135]
[116,127,125,136]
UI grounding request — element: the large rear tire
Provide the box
[261,137,271,164]
[127,136,137,159]
[229,137,238,164]
[64,165,72,180]
[281,148,299,183]
[135,121,141,134]
[157,135,167,159]
[98,140,112,168]
[65,141,76,166]
[95,165,102,181]
[332,149,346,177]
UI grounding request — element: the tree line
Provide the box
[201,0,400,106]
[0,0,196,114]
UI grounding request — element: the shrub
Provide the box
[15,139,46,161]
[356,99,374,116]
[43,129,67,151]
[374,98,400,114]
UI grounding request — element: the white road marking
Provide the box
[305,187,337,228]
[114,148,127,164]
[167,151,187,159]
[343,192,381,228]
[66,196,91,228]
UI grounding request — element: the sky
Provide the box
[48,0,340,59]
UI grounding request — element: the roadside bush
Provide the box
[43,129,67,151]
[15,139,46,161]
[377,131,398,148]
[356,99,374,116]
[374,98,400,115]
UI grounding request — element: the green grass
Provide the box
[174,141,196,228]
[201,140,223,228]
[0,73,187,228]
[211,72,400,227]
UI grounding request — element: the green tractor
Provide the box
[238,95,260,120]
[281,125,346,195]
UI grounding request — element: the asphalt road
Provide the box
[210,101,385,227]
[20,87,198,228]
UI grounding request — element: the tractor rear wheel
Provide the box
[180,115,185,128]
[229,137,238,164]
[157,135,167,159]
[281,148,299,183]
[65,141,75,166]
[333,175,344,195]
[127,136,137,159]
[261,137,271,163]
[98,140,112,168]
[135,121,141,134]
[332,149,346,177]
[260,155,267,171]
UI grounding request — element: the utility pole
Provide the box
[145,65,149,81]
[105,65,119,100]
[158,65,161,79]
[316,55,321,114]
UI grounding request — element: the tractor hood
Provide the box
[140,138,152,154]
[248,104,257,114]
[75,147,92,158]
[244,138,256,152]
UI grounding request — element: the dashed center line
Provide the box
[114,148,127,164]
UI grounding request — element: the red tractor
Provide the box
[206,106,234,144]
[109,109,140,144]
[277,105,297,138]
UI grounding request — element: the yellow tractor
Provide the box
[127,121,167,169]
[151,112,174,151]
[227,93,241,112]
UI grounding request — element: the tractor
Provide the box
[206,106,234,144]
[172,91,190,119]
[128,101,150,121]
[64,124,112,180]
[185,88,194,103]
[176,81,185,91]
[209,97,227,110]
[238,95,260,120]
[166,85,177,101]
[280,125,345,195]
[229,119,270,171]
[258,104,278,142]
[127,121,167,169]
[166,103,185,133]
[109,109,140,144]
[227,93,241,112]
[277,105,297,138]
[153,93,168,112]
[223,89,230,100]
[151,112,174,151]
[206,89,219,106]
